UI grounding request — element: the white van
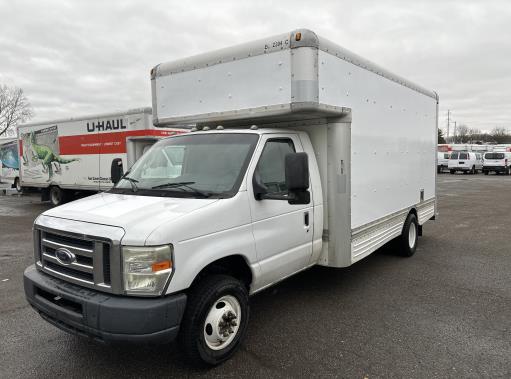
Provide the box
[23,29,437,365]
[437,152,450,173]
[448,151,482,174]
[482,152,511,175]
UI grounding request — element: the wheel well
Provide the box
[409,208,417,218]
[192,255,253,290]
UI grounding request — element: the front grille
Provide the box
[37,228,114,291]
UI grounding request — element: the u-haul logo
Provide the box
[86,119,127,132]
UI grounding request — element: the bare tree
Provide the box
[0,85,33,137]
[456,124,469,143]
[491,127,510,144]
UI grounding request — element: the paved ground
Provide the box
[1,175,510,378]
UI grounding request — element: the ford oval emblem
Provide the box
[55,248,76,265]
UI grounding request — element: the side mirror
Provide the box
[111,158,123,184]
[252,171,268,200]
[285,152,310,205]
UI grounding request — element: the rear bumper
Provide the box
[23,265,187,344]
[448,166,470,171]
[483,166,507,172]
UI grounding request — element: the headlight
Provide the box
[122,245,173,296]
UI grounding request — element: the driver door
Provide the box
[248,134,313,290]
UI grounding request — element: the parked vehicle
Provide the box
[18,108,186,205]
[437,152,450,173]
[448,151,482,174]
[0,138,21,191]
[482,152,511,175]
[23,29,438,365]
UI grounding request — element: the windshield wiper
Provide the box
[122,176,139,192]
[151,181,211,198]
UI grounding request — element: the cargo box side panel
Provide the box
[154,50,292,124]
[0,139,20,183]
[318,50,437,230]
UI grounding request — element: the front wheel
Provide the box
[398,213,418,257]
[484,171,489,175]
[14,178,22,193]
[179,275,249,366]
[450,170,455,174]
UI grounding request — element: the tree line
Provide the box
[438,126,511,144]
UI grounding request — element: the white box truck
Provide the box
[18,107,186,205]
[0,138,21,191]
[23,29,438,365]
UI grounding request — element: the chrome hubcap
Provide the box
[203,295,241,350]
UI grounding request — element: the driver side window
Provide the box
[255,139,295,194]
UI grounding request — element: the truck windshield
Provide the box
[484,153,504,160]
[111,133,259,198]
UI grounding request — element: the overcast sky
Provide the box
[1,0,509,134]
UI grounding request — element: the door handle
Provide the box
[304,211,309,227]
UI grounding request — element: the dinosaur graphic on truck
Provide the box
[22,126,79,182]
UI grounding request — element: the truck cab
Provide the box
[24,127,318,363]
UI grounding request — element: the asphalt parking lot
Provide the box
[0,175,510,378]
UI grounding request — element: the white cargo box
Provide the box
[152,29,438,267]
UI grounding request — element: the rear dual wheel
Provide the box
[398,213,418,257]
[49,186,70,206]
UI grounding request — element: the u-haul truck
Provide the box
[0,138,21,191]
[18,107,186,205]
[24,29,437,365]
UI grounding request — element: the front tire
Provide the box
[179,275,249,366]
[14,178,22,193]
[398,213,418,257]
[450,170,455,174]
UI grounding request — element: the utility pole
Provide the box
[447,110,450,140]
[453,121,457,144]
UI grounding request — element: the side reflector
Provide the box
[295,32,302,41]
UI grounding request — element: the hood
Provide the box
[42,192,219,244]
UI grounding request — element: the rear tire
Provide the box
[398,213,418,257]
[450,170,455,174]
[484,171,489,175]
[471,166,476,174]
[49,186,66,206]
[179,275,249,366]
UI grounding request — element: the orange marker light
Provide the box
[152,260,172,272]
[295,32,302,41]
